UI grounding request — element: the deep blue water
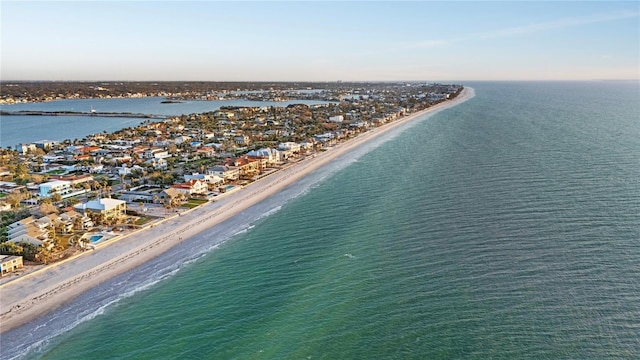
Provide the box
[2,81,638,359]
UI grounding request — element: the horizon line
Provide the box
[2,79,639,83]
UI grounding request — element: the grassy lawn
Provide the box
[54,234,73,250]
[181,198,208,209]
[135,217,152,226]
[188,198,208,205]
[46,169,66,175]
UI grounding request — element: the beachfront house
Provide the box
[208,165,240,182]
[170,179,208,196]
[6,216,52,248]
[0,255,24,277]
[158,188,186,206]
[314,133,337,146]
[246,148,282,166]
[277,142,300,160]
[278,142,301,153]
[184,173,225,188]
[225,157,262,178]
[75,198,127,225]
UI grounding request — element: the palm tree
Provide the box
[73,216,85,231]
[92,180,103,193]
[51,192,62,203]
[56,220,68,236]
[79,236,91,250]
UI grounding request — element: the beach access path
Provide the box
[0,87,475,334]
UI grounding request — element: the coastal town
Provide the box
[0,82,462,279]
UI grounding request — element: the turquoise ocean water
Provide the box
[2,81,639,359]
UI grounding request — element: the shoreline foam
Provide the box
[0,87,475,335]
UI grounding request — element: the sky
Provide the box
[1,1,639,81]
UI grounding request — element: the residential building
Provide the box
[146,158,168,169]
[184,173,225,188]
[49,174,93,187]
[119,189,160,204]
[0,255,23,277]
[15,143,37,155]
[33,139,59,150]
[39,180,71,198]
[75,198,127,223]
[246,148,282,165]
[174,135,192,145]
[278,142,301,153]
[144,148,170,160]
[234,135,250,145]
[208,165,240,182]
[170,179,208,196]
[213,110,236,120]
[6,216,50,247]
[59,210,94,231]
[0,181,25,194]
[195,146,215,158]
[225,157,261,177]
[158,188,185,205]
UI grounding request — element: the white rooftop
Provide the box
[40,180,71,187]
[76,198,125,211]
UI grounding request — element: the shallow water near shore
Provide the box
[4,81,639,359]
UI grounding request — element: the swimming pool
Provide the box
[89,235,103,243]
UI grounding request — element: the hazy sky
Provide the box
[2,1,638,81]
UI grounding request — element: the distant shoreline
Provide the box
[0,110,165,119]
[0,87,475,335]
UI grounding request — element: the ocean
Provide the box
[2,81,639,359]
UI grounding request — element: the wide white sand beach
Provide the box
[0,87,474,334]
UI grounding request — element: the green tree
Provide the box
[73,216,85,231]
[0,241,22,255]
[51,192,63,203]
[5,190,25,208]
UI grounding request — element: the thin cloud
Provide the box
[405,10,639,49]
[475,10,639,40]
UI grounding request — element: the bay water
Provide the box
[2,81,639,359]
[0,98,332,148]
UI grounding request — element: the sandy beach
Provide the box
[0,87,474,334]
